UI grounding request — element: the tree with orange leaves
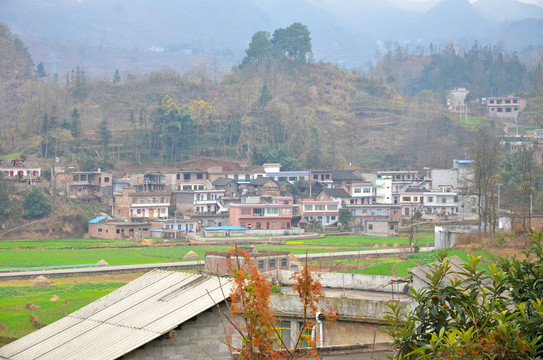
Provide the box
[221,247,335,359]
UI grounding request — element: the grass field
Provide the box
[322,249,497,277]
[0,235,432,269]
[0,273,142,345]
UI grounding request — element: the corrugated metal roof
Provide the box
[88,216,107,224]
[0,271,233,360]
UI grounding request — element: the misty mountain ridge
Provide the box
[0,0,541,75]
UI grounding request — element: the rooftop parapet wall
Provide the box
[274,270,406,293]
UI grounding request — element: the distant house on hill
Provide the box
[445,87,469,112]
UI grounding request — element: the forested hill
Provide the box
[0,58,470,173]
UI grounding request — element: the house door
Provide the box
[185,225,189,233]
[266,222,270,229]
[149,209,154,217]
[405,208,409,216]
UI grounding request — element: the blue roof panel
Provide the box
[88,216,107,224]
[204,226,246,231]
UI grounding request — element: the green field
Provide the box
[323,249,497,277]
[0,274,141,345]
[0,235,431,269]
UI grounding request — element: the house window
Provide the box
[137,209,141,214]
[272,222,277,228]
[390,224,394,230]
[283,200,289,205]
[265,208,280,216]
[402,196,411,202]
[327,205,338,211]
[304,205,313,211]
[241,222,245,228]
[315,205,325,211]
[176,173,180,180]
[289,177,296,182]
[253,208,264,217]
[368,224,373,230]
[184,173,191,180]
[413,197,418,202]
[104,177,110,183]
[442,198,447,203]
[282,208,291,215]
[313,174,318,180]
[269,259,276,268]
[241,209,251,215]
[325,174,330,179]
[98,228,102,233]
[454,196,458,202]
[116,229,120,234]
[363,188,371,193]
[258,260,265,270]
[427,196,433,203]
[197,173,203,179]
[354,188,361,193]
[281,258,287,268]
[278,176,287,182]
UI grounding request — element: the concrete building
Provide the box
[229,197,294,230]
[113,187,170,219]
[376,171,421,204]
[205,249,291,275]
[56,170,113,201]
[263,163,310,184]
[0,166,41,180]
[87,216,151,240]
[0,271,234,360]
[423,192,459,217]
[445,87,469,112]
[313,188,350,203]
[399,190,424,217]
[351,178,393,205]
[487,95,526,118]
[211,177,239,197]
[301,200,340,227]
[430,159,474,192]
[173,189,227,215]
[346,204,402,237]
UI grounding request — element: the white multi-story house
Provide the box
[301,200,340,226]
[350,178,392,205]
[423,192,459,216]
[173,189,227,215]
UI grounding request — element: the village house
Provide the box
[399,189,424,217]
[263,163,310,184]
[247,176,281,196]
[330,169,364,190]
[346,203,401,237]
[350,177,393,205]
[310,170,334,185]
[173,170,210,190]
[423,192,459,217]
[87,216,151,240]
[173,189,227,214]
[211,177,239,197]
[0,159,41,181]
[376,170,421,204]
[229,196,294,230]
[56,169,113,201]
[113,187,170,219]
[313,187,350,203]
[301,200,340,227]
[487,95,526,118]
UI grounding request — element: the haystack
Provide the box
[97,259,109,266]
[26,303,41,311]
[32,275,51,288]
[50,295,61,302]
[183,250,199,260]
[141,238,153,246]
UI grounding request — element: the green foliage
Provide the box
[271,284,282,294]
[241,23,312,68]
[338,208,352,228]
[385,235,543,359]
[35,62,47,78]
[22,186,51,219]
[0,173,10,218]
[112,69,121,84]
[271,23,312,63]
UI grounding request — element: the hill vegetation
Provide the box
[0,23,487,173]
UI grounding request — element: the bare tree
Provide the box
[467,128,502,234]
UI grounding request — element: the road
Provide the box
[0,247,433,280]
